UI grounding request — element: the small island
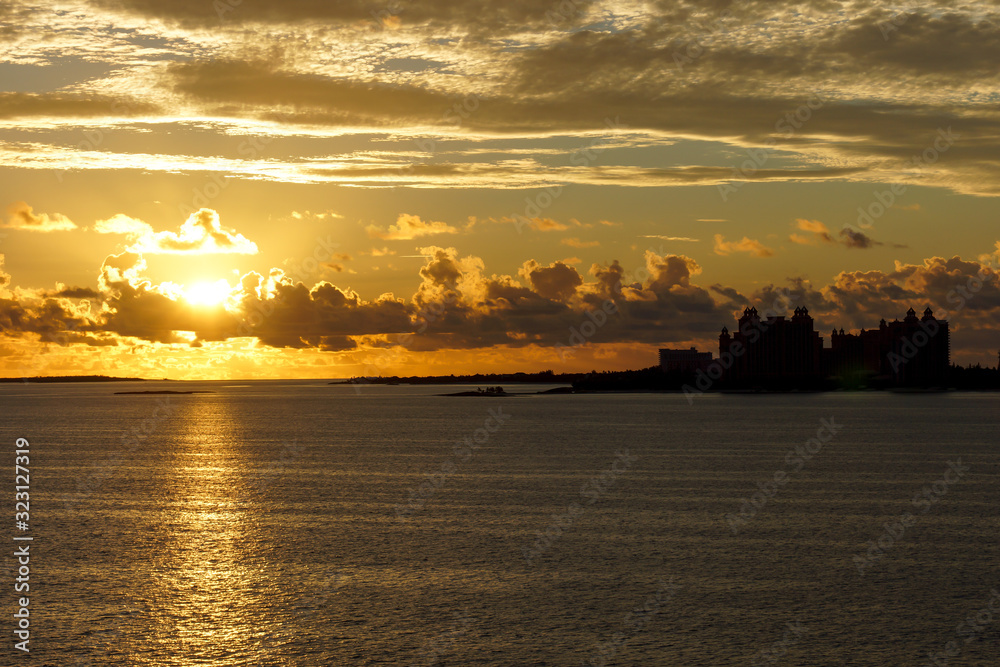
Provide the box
[441,386,513,397]
[114,390,214,395]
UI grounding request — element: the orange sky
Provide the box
[1,1,999,378]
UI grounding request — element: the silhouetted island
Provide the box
[569,364,1000,393]
[331,370,582,386]
[441,386,513,397]
[0,375,147,383]
[114,390,214,395]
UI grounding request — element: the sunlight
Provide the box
[184,279,232,307]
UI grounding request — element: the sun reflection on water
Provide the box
[133,397,287,665]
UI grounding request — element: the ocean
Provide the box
[1,382,998,665]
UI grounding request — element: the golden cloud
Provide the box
[98,209,258,255]
[366,214,458,240]
[713,234,775,257]
[4,202,77,232]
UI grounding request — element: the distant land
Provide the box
[338,364,1000,393]
[114,390,214,395]
[0,375,148,383]
[330,370,583,386]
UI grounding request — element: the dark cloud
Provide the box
[519,260,583,301]
[839,227,882,249]
[86,0,598,30]
[0,297,98,344]
[48,287,102,299]
[3,239,998,363]
[238,278,411,348]
[0,93,158,120]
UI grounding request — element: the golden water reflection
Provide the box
[130,397,289,666]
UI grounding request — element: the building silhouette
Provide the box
[717,306,949,387]
[659,347,713,373]
[826,307,949,385]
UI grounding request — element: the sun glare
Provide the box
[184,280,232,307]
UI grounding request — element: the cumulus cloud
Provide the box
[519,260,583,301]
[713,234,775,257]
[4,202,77,232]
[99,209,258,255]
[2,236,999,366]
[366,214,458,240]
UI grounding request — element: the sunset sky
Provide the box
[1,0,999,379]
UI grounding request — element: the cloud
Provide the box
[93,214,153,236]
[789,219,834,245]
[0,92,158,120]
[366,213,458,240]
[527,217,570,231]
[4,202,77,232]
[90,0,590,31]
[713,234,775,257]
[3,236,999,367]
[561,237,600,248]
[519,260,583,301]
[639,235,699,242]
[787,219,906,250]
[839,227,886,249]
[104,209,259,255]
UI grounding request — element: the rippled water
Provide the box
[2,382,999,665]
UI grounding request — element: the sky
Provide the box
[1,0,999,379]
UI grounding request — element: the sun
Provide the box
[183,279,232,307]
